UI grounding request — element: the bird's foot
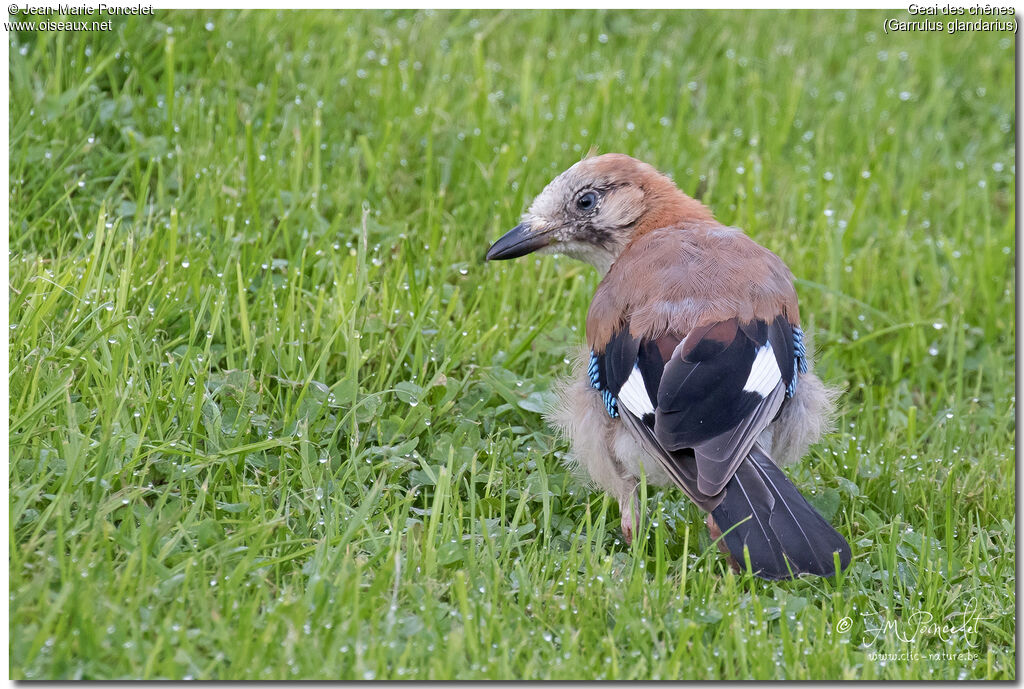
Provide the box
[706,513,741,573]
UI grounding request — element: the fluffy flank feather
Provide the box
[763,328,840,465]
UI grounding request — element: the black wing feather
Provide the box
[656,331,765,446]
[597,328,640,394]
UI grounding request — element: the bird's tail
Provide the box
[710,443,852,579]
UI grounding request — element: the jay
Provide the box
[486,153,852,580]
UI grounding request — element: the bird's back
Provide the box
[586,221,800,350]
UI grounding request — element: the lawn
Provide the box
[8,9,1015,680]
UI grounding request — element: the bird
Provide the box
[485,153,852,580]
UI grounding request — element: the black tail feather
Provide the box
[710,444,852,580]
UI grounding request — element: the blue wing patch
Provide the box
[588,350,618,418]
[787,325,808,398]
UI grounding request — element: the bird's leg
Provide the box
[618,485,639,545]
[706,513,741,572]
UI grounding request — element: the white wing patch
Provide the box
[743,343,781,397]
[617,365,655,418]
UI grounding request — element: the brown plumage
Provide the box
[486,153,851,580]
[586,224,800,350]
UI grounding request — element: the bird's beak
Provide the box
[485,222,553,261]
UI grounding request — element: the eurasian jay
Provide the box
[486,153,852,580]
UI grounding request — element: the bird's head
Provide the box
[485,153,713,274]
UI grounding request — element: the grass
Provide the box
[8,9,1014,680]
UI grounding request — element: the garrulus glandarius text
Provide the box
[486,153,852,580]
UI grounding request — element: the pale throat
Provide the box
[541,239,621,276]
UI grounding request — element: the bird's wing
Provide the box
[589,315,802,510]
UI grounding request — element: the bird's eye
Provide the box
[576,191,598,212]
